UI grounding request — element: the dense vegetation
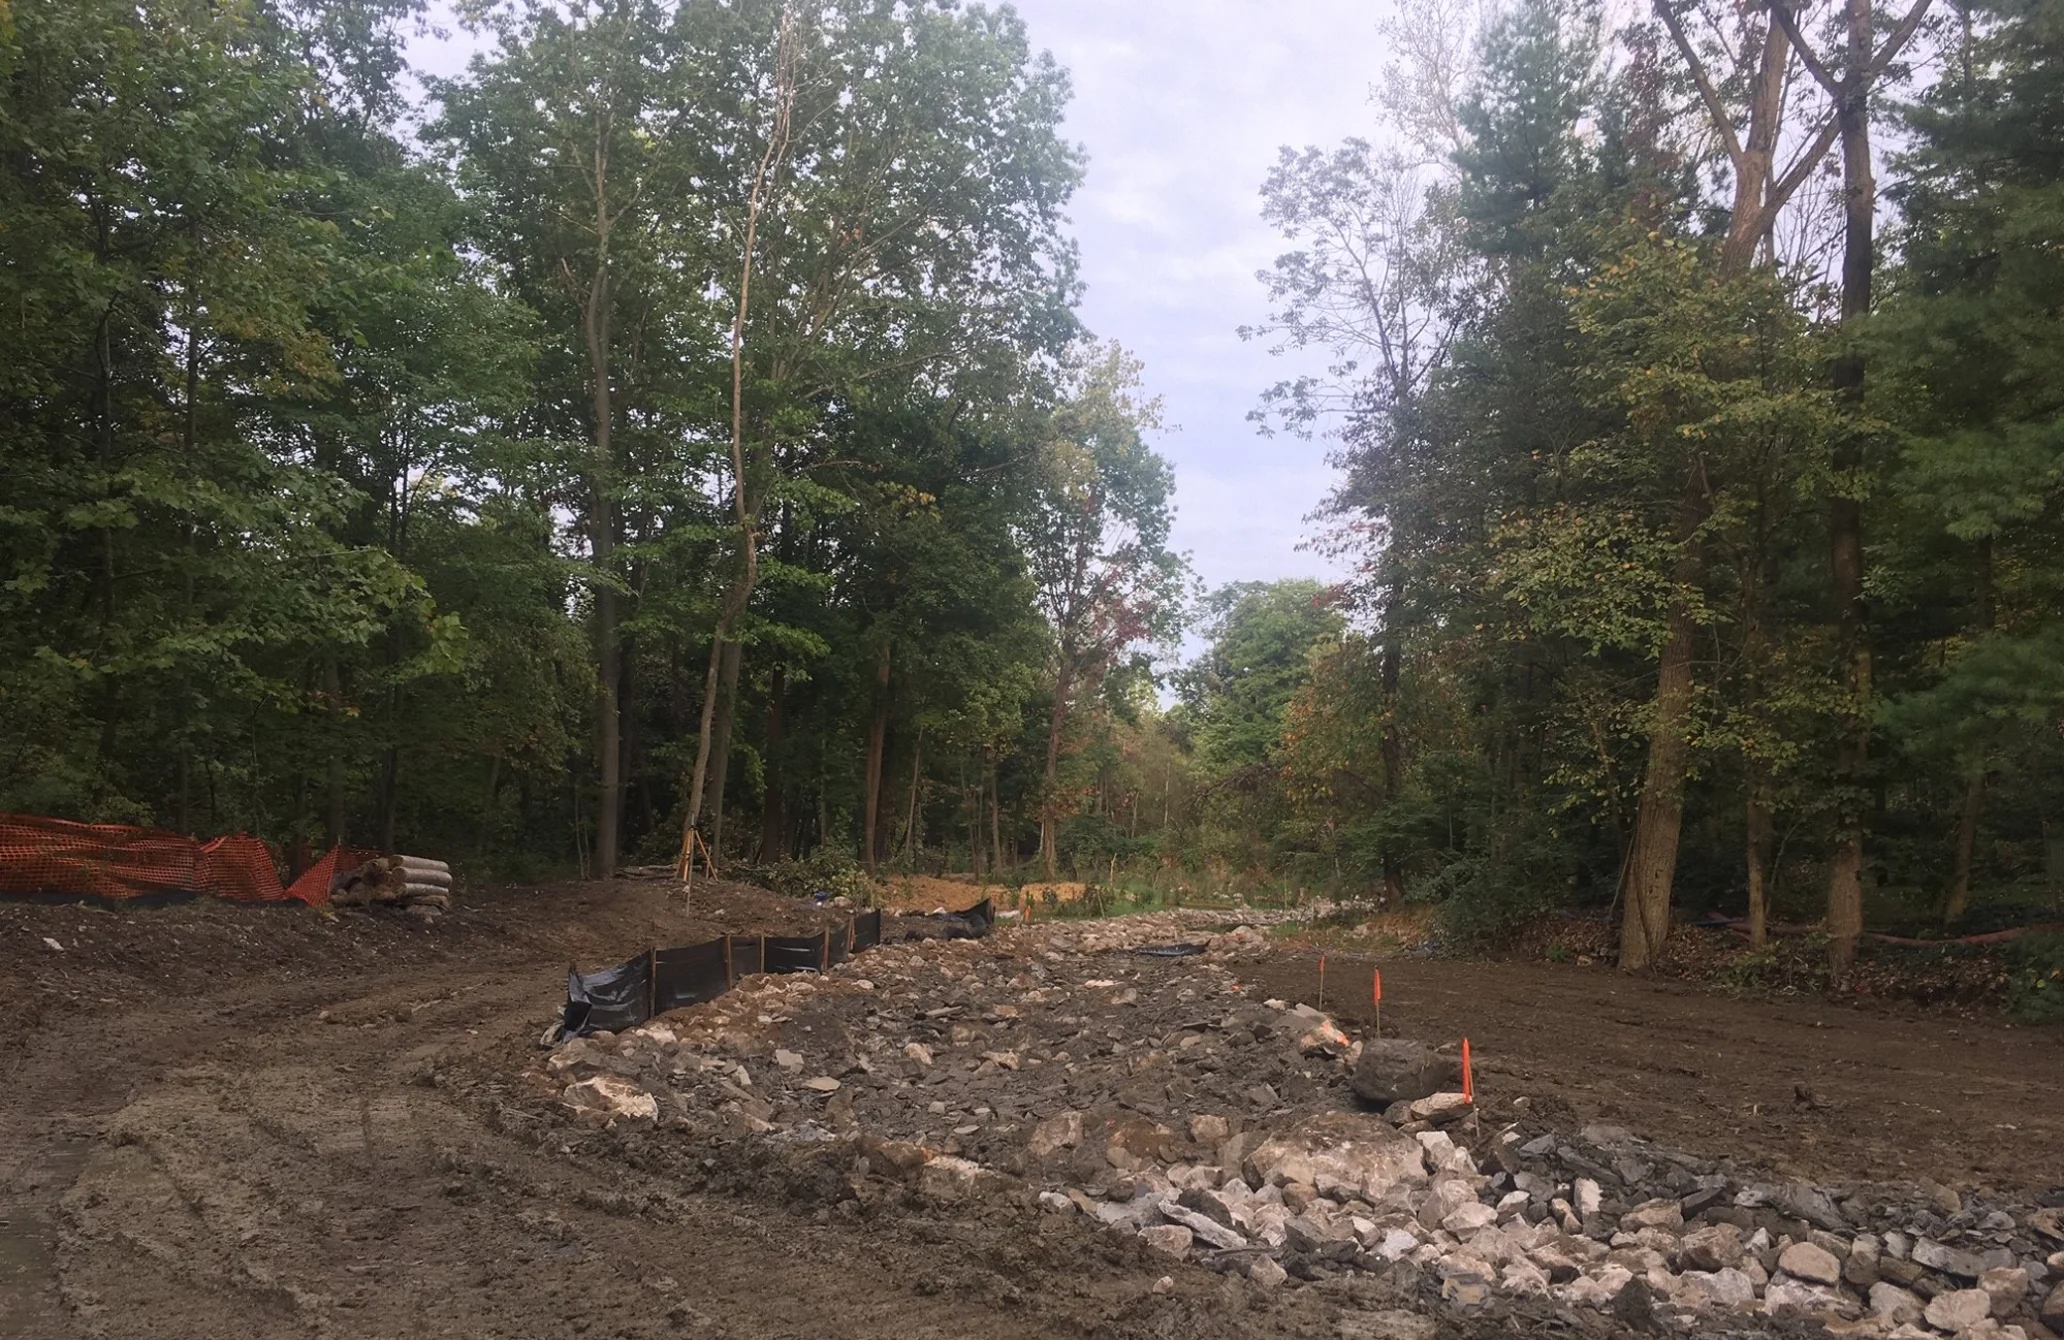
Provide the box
[1219,0,2064,962]
[4,0,2060,969]
[0,0,1182,881]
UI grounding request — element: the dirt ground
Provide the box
[1244,952,2064,1192]
[3,886,2059,1340]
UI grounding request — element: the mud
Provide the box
[2,888,2059,1340]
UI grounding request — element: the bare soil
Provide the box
[1244,950,2064,1192]
[2,886,2058,1340]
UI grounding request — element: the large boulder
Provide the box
[1352,1039,1462,1107]
[1244,1111,1429,1203]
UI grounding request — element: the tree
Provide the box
[1180,581,1344,772]
[1021,343,1187,879]
[1875,0,2064,923]
[429,0,701,878]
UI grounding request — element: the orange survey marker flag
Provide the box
[1461,1037,1474,1104]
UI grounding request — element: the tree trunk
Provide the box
[1620,593,1696,971]
[1719,17,1792,271]
[1379,634,1406,903]
[1946,537,1994,923]
[1040,668,1072,880]
[477,754,501,858]
[377,745,399,853]
[967,761,984,877]
[705,638,742,858]
[989,752,1005,873]
[583,176,620,882]
[1947,774,1984,924]
[861,641,891,871]
[759,666,787,863]
[899,728,924,860]
[325,656,348,850]
[1825,0,1878,977]
[1746,763,1774,951]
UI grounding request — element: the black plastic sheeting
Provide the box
[1131,942,1208,958]
[559,907,935,1040]
[561,953,650,1038]
[653,939,728,1014]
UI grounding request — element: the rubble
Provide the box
[533,906,2064,1339]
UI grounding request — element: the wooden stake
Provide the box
[1372,968,1382,1038]
[1318,953,1326,1011]
[1461,1038,1474,1105]
[820,927,830,973]
[723,934,735,988]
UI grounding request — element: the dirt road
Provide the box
[4,889,2059,1340]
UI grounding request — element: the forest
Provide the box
[3,0,2062,972]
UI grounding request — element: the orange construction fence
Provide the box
[0,812,366,907]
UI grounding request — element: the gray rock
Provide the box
[1246,1255,1288,1288]
[1419,1179,1479,1232]
[1779,1240,1844,1286]
[1350,1039,1461,1107]
[1680,1223,1747,1271]
[1437,1253,1495,1307]
[1140,1224,1194,1259]
[1923,1288,1993,1332]
[1157,1199,1251,1251]
[1916,1238,1988,1280]
[1623,1198,1685,1232]
[1980,1266,2029,1313]
[1177,1185,1243,1229]
[2040,1281,2064,1331]
[1869,1281,1923,1325]
[1764,1277,1841,1314]
[1846,1234,1883,1288]
[1779,1183,1850,1233]
[1678,1267,1758,1310]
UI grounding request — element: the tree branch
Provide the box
[1767,110,1842,215]
[1654,0,1744,164]
[1767,3,1842,97]
[1870,0,1936,79]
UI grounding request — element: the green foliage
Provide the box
[757,847,877,908]
[2005,933,2064,1021]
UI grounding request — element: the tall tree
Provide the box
[1021,344,1186,879]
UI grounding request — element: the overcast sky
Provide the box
[996,0,1387,596]
[413,1,1393,596]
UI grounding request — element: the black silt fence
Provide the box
[557,904,967,1041]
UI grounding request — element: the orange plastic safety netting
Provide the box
[0,813,350,906]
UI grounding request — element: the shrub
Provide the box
[2006,931,2064,1021]
[757,847,878,907]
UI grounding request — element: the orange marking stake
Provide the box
[1317,954,1327,1010]
[1372,968,1382,1038]
[1461,1037,1474,1105]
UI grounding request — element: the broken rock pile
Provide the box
[536,909,2064,1339]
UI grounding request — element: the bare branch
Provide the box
[1870,0,1936,79]
[1767,3,1842,97]
[1768,109,1842,214]
[1653,0,1745,165]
